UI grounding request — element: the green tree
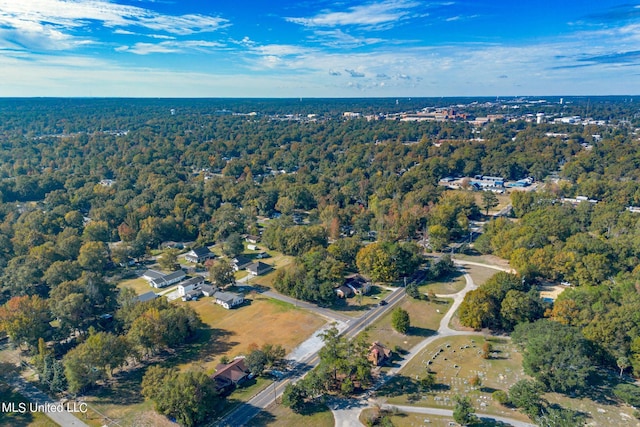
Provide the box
[77,241,109,272]
[453,395,478,426]
[499,289,544,330]
[0,295,51,349]
[391,307,410,334]
[158,248,180,271]
[282,382,307,413]
[142,368,218,427]
[246,349,267,376]
[223,232,245,258]
[509,379,544,418]
[512,320,594,394]
[458,288,498,330]
[208,259,235,288]
[481,191,499,215]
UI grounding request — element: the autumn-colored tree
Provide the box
[0,295,51,349]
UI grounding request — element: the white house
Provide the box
[150,270,186,288]
[185,247,215,263]
[178,276,205,296]
[247,261,272,276]
[213,291,244,309]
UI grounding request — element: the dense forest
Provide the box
[1,97,640,423]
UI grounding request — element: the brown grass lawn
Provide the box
[248,402,334,427]
[365,297,452,355]
[117,277,151,296]
[376,335,531,423]
[463,264,503,287]
[178,293,325,373]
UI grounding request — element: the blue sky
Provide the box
[0,0,638,97]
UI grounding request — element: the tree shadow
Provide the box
[176,327,237,366]
[245,409,277,426]
[408,326,436,338]
[88,368,146,405]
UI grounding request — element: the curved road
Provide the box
[333,261,529,427]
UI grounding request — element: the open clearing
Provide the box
[376,335,531,423]
[366,297,452,354]
[117,276,152,295]
[418,272,466,295]
[181,293,325,372]
[0,382,60,427]
[247,402,333,427]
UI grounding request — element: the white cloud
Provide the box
[311,29,383,48]
[0,0,228,52]
[285,0,420,30]
[117,39,225,55]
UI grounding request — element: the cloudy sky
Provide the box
[0,0,638,97]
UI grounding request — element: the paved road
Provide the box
[216,287,407,427]
[453,259,515,273]
[4,374,89,427]
[380,404,536,427]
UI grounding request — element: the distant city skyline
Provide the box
[0,0,639,97]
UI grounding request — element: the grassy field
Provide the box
[117,277,151,295]
[376,335,531,423]
[179,293,325,372]
[365,297,452,355]
[418,272,466,295]
[248,402,334,427]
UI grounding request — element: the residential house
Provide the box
[213,291,244,309]
[368,342,392,366]
[135,291,158,303]
[185,246,215,263]
[232,255,253,272]
[245,235,261,244]
[149,270,186,289]
[201,284,217,297]
[344,274,371,295]
[335,284,355,298]
[247,261,272,276]
[212,358,249,392]
[178,276,205,296]
[142,269,164,282]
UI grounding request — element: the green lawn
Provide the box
[418,272,466,295]
[117,277,151,295]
